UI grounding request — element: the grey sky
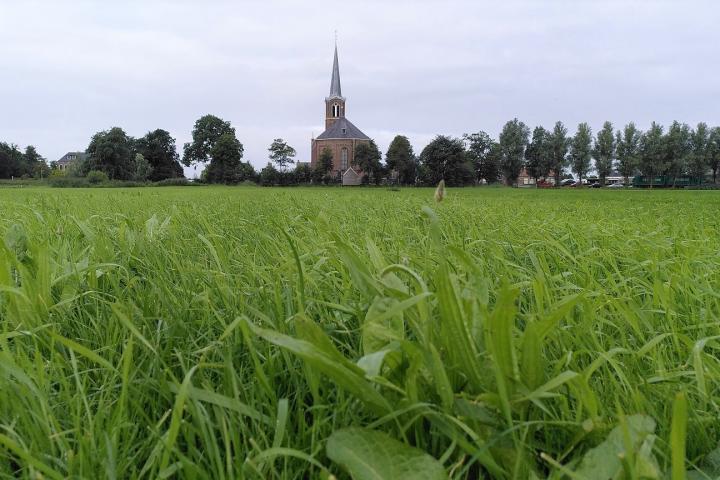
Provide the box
[1,0,718,177]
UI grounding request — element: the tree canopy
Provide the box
[419,135,472,187]
[464,131,498,184]
[498,119,530,185]
[569,123,593,183]
[268,138,296,171]
[136,129,184,181]
[86,127,135,180]
[183,115,235,167]
[354,140,383,185]
[593,121,615,185]
[524,126,550,181]
[385,135,417,185]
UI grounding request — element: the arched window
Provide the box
[333,103,340,117]
[341,148,348,170]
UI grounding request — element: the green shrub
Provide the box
[86,170,109,184]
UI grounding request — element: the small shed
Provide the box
[342,167,362,186]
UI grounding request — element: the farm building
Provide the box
[56,151,87,172]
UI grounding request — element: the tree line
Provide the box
[412,119,720,187]
[4,115,720,187]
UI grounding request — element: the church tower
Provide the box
[325,44,345,129]
[311,41,370,184]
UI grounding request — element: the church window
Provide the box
[341,148,348,170]
[333,103,340,117]
[341,128,346,134]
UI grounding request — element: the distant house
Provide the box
[516,167,557,187]
[56,152,87,172]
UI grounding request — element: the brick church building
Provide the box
[310,44,370,185]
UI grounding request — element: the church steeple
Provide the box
[329,43,342,98]
[325,41,346,129]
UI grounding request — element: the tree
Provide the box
[616,123,642,185]
[183,115,235,168]
[86,127,135,180]
[548,121,569,186]
[664,121,691,186]
[136,129,184,181]
[688,122,710,183]
[133,153,153,181]
[259,163,280,186]
[593,121,615,186]
[463,131,498,184]
[385,135,417,185]
[498,119,530,185]
[268,138,296,171]
[418,135,473,187]
[314,147,335,184]
[639,122,666,189]
[24,146,47,179]
[294,163,313,184]
[569,123,593,184]
[354,140,383,185]
[708,127,720,183]
[205,133,245,184]
[524,126,550,183]
[0,143,25,179]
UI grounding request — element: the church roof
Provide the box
[316,117,370,140]
[328,44,342,99]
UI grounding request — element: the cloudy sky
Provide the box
[1,0,718,176]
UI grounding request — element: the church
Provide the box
[310,44,370,185]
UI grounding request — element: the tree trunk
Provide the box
[554,171,560,187]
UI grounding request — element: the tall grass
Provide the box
[1,186,719,478]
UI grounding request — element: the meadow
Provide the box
[1,186,719,479]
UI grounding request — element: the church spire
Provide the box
[329,41,342,99]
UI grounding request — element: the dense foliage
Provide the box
[4,116,720,186]
[1,187,718,478]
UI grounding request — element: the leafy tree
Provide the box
[639,122,666,188]
[205,133,245,184]
[524,126,550,183]
[259,163,280,186]
[548,121,569,186]
[136,129,184,181]
[385,135,417,185]
[294,163,313,184]
[0,143,25,179]
[354,140,383,185]
[708,127,720,183]
[183,115,235,167]
[499,119,530,185]
[87,170,109,184]
[268,138,296,171]
[569,123,593,184]
[314,147,335,184]
[23,146,47,179]
[593,121,615,186]
[616,123,642,185]
[463,131,498,184]
[133,153,153,181]
[86,127,135,180]
[418,135,473,187]
[688,122,710,182]
[664,121,691,186]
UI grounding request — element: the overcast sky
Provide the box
[1,0,718,176]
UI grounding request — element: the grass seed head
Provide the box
[434,179,445,202]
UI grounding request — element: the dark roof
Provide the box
[57,152,88,164]
[316,117,370,140]
[328,44,342,99]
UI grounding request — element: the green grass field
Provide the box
[1,186,720,479]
